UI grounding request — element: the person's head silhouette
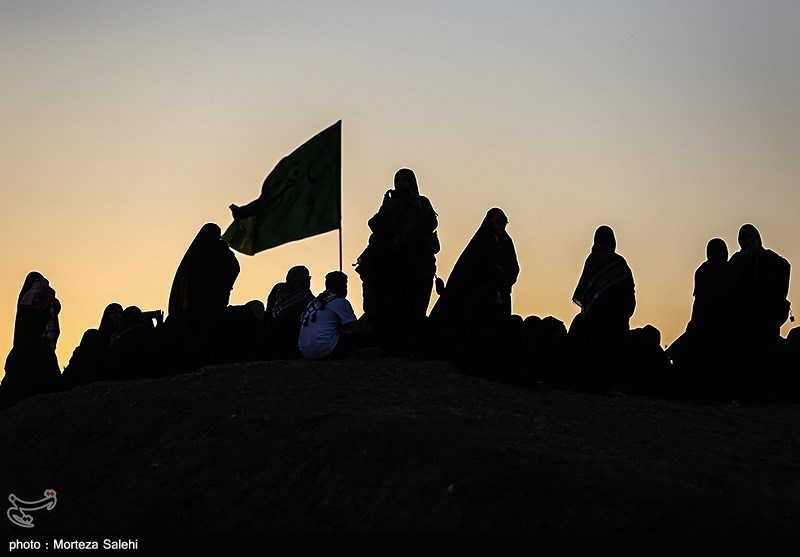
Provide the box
[738,224,763,254]
[593,225,616,251]
[485,208,509,237]
[394,168,418,195]
[325,271,348,298]
[286,265,311,289]
[706,238,728,262]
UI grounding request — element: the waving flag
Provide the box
[223,121,341,255]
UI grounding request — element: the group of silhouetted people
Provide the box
[666,225,794,398]
[2,167,798,410]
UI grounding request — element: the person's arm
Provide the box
[778,258,791,300]
[418,197,438,233]
[503,240,520,287]
[368,190,393,233]
[330,299,367,333]
[342,317,370,334]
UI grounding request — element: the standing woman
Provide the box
[357,168,439,354]
[0,272,63,408]
[431,208,519,327]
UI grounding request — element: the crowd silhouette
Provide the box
[1,170,797,410]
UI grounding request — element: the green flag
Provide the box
[223,120,341,255]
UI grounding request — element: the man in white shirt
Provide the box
[299,271,368,359]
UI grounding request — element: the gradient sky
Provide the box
[2,1,799,374]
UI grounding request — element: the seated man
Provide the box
[299,271,369,359]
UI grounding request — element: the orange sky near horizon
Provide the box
[2,1,799,378]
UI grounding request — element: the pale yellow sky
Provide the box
[2,1,799,374]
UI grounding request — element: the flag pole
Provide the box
[338,120,343,271]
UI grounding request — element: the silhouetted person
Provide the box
[107,306,161,380]
[62,302,123,388]
[571,226,635,336]
[789,327,800,352]
[787,327,800,369]
[689,238,735,338]
[729,224,791,346]
[520,315,570,387]
[299,271,370,359]
[568,226,635,390]
[166,223,240,368]
[666,238,736,397]
[262,265,314,359]
[428,208,519,371]
[246,299,266,321]
[726,224,792,399]
[168,223,240,325]
[0,272,62,409]
[431,208,519,328]
[621,324,669,395]
[356,168,439,354]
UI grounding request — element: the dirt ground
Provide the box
[2,357,800,538]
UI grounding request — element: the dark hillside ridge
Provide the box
[2,357,800,533]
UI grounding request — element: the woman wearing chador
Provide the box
[0,272,63,408]
[431,208,519,327]
[357,168,439,353]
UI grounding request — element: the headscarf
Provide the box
[98,303,123,337]
[572,226,633,311]
[737,223,763,254]
[446,208,519,295]
[431,208,519,323]
[2,273,62,406]
[13,272,61,351]
[730,223,791,330]
[369,169,438,252]
[168,223,240,319]
[271,266,314,320]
